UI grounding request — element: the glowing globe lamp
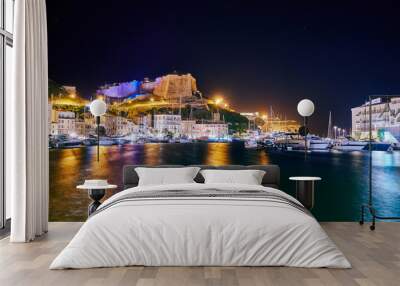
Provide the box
[89,99,107,161]
[90,99,107,117]
[297,99,315,117]
[297,99,315,159]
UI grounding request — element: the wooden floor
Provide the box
[0,222,399,286]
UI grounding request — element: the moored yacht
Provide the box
[308,136,331,150]
[333,139,367,151]
[274,134,331,151]
[245,139,261,149]
[55,139,82,149]
[274,135,306,150]
[99,138,116,146]
[362,141,392,151]
[82,138,97,146]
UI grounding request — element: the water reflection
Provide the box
[205,143,230,165]
[49,143,400,222]
[258,150,270,165]
[144,144,162,165]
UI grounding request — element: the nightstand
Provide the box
[77,180,117,216]
[289,176,321,210]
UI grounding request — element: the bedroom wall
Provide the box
[49,141,400,222]
[47,1,400,223]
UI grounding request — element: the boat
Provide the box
[309,139,331,150]
[82,138,97,146]
[392,143,400,150]
[262,138,275,149]
[333,139,367,151]
[99,139,115,146]
[135,138,147,145]
[55,139,82,149]
[168,137,181,143]
[178,137,192,143]
[308,136,331,151]
[115,138,130,145]
[274,134,306,150]
[362,141,392,151]
[245,140,261,149]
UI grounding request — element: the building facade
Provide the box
[351,97,400,141]
[49,123,59,136]
[263,118,300,133]
[104,115,138,136]
[181,120,197,138]
[193,123,229,139]
[137,114,152,135]
[74,120,86,136]
[153,114,182,136]
[56,111,76,135]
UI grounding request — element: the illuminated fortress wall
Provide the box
[153,74,197,99]
[97,73,197,100]
[98,81,140,99]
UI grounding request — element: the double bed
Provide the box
[50,165,350,269]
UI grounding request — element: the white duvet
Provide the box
[50,183,351,269]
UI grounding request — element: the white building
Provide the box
[351,97,400,141]
[48,110,90,137]
[56,111,76,135]
[181,120,229,139]
[138,114,152,135]
[126,120,139,135]
[181,120,197,138]
[194,123,229,139]
[104,115,138,136]
[74,120,86,136]
[153,114,181,136]
[48,103,52,122]
[49,122,59,136]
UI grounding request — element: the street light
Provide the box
[90,99,107,161]
[297,99,315,159]
[334,126,337,139]
[215,97,223,105]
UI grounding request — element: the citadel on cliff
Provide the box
[97,73,205,108]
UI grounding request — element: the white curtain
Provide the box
[9,0,49,242]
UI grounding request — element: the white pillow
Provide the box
[200,169,266,185]
[135,167,201,186]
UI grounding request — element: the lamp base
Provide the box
[360,204,400,231]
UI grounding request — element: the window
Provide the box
[1,0,14,230]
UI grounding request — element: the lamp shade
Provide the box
[90,99,107,117]
[297,99,315,117]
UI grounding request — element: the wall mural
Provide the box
[47,2,400,223]
[48,75,400,222]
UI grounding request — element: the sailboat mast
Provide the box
[327,111,332,138]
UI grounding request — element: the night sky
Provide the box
[47,1,400,135]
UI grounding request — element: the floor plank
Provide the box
[0,222,399,286]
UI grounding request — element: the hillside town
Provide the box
[48,73,300,148]
[48,72,400,151]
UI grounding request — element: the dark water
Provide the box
[49,142,400,222]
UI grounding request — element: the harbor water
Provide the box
[49,142,400,222]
